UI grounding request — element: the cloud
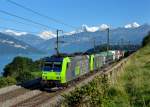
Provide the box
[99,24,110,30]
[4,29,27,36]
[39,31,56,40]
[125,22,140,28]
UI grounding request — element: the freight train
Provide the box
[41,50,125,87]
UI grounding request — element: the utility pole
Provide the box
[55,29,63,55]
[127,40,130,51]
[93,38,96,53]
[107,28,110,56]
[120,38,124,51]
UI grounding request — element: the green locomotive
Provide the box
[41,51,114,87]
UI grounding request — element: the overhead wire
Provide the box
[0,0,80,46]
[0,10,77,37]
[0,9,57,30]
[0,26,40,34]
[6,0,78,29]
[0,16,47,30]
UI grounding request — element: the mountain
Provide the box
[124,22,140,28]
[0,33,44,55]
[39,31,56,40]
[13,34,45,47]
[38,24,150,54]
[1,23,149,54]
[3,29,45,47]
[64,24,110,35]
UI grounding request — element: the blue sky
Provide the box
[0,0,149,34]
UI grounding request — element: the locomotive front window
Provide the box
[53,62,62,72]
[43,63,53,71]
[43,62,62,72]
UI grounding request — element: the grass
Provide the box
[122,45,150,107]
[62,45,150,107]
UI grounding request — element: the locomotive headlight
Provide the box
[42,76,47,80]
[56,72,61,79]
[56,75,61,79]
[56,76,59,79]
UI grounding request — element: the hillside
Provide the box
[1,24,149,54]
[10,34,45,47]
[0,33,44,55]
[62,44,150,107]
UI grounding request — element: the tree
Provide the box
[3,56,41,83]
[142,32,150,47]
[16,71,34,83]
[0,77,16,88]
[3,56,33,77]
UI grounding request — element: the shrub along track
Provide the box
[10,60,123,107]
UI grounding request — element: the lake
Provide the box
[0,54,51,75]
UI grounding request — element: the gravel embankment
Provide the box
[0,85,21,95]
[1,90,42,107]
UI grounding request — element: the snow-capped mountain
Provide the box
[39,31,56,40]
[1,23,149,54]
[64,24,110,35]
[81,24,110,32]
[0,32,43,55]
[65,23,141,36]
[4,29,28,36]
[38,24,150,53]
[124,22,140,29]
[2,29,45,47]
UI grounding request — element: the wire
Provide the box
[6,0,78,29]
[0,26,40,34]
[0,10,77,36]
[0,9,57,30]
[0,16,47,30]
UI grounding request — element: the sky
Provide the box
[0,0,150,35]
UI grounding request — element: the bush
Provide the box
[16,71,34,83]
[62,76,115,107]
[0,77,8,88]
[3,56,33,77]
[0,77,16,88]
[3,56,42,83]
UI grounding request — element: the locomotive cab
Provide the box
[42,61,62,80]
[41,57,70,87]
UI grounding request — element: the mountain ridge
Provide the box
[0,33,44,55]
[38,24,150,53]
[0,24,150,54]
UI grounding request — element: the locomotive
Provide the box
[41,50,124,87]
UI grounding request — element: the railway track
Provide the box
[38,59,127,107]
[11,67,112,107]
[11,90,60,107]
[0,59,127,107]
[0,81,41,102]
[0,79,42,107]
[0,88,29,103]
